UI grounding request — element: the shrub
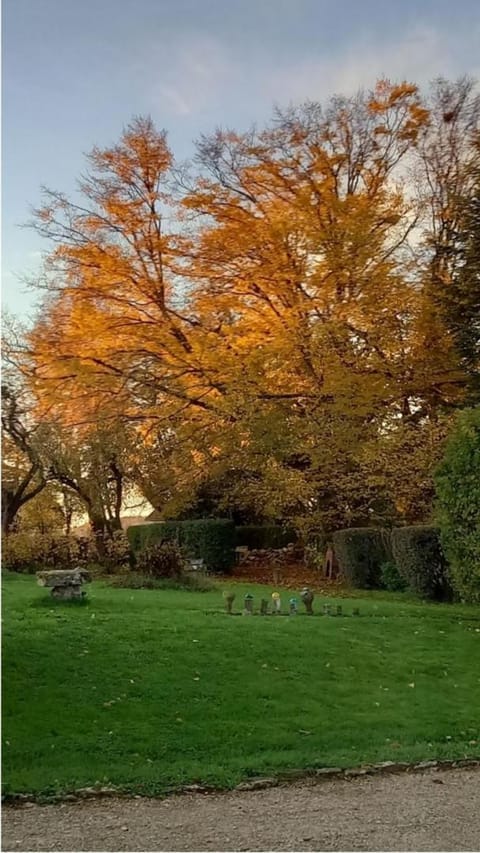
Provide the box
[435,407,480,603]
[100,531,130,574]
[128,519,236,573]
[136,541,184,579]
[2,532,84,573]
[332,528,388,588]
[235,525,297,550]
[390,526,451,600]
[380,561,407,592]
[109,571,215,592]
[303,542,325,571]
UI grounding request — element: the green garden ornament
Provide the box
[352,607,360,616]
[271,592,281,614]
[300,587,314,615]
[223,590,235,614]
[336,604,343,617]
[244,593,254,615]
[289,597,298,615]
[323,604,332,616]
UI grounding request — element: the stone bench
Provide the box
[36,568,91,600]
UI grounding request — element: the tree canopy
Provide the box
[6,77,480,534]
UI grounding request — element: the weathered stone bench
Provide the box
[36,568,91,600]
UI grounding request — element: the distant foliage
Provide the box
[390,526,451,601]
[435,407,480,603]
[135,541,185,579]
[235,525,297,550]
[332,528,388,588]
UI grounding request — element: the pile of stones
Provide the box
[36,568,91,600]
[241,543,299,565]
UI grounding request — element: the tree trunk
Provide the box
[1,476,46,537]
[89,513,108,556]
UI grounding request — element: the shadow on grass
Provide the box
[31,595,91,610]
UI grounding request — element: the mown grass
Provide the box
[2,572,479,799]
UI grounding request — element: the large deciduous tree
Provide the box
[20,80,480,529]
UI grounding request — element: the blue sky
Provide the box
[3,0,480,318]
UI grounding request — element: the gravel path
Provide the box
[3,767,480,852]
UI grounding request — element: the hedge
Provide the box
[435,406,480,603]
[390,525,451,601]
[127,519,236,574]
[332,528,388,588]
[235,525,297,550]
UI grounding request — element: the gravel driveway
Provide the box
[3,767,480,852]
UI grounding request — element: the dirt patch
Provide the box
[3,767,480,852]
[227,562,344,590]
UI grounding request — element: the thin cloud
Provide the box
[263,25,480,105]
[144,24,480,121]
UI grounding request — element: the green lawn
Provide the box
[2,572,480,799]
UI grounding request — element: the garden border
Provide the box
[4,757,479,805]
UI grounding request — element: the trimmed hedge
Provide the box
[235,525,297,550]
[390,525,451,601]
[435,406,480,603]
[127,519,236,574]
[332,528,388,588]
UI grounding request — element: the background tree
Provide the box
[438,159,480,399]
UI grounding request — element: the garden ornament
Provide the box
[300,587,314,614]
[244,593,254,615]
[271,592,281,613]
[223,591,235,614]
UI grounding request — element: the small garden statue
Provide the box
[244,593,254,615]
[289,597,298,615]
[352,607,360,616]
[271,592,281,614]
[300,587,314,615]
[223,591,235,614]
[260,598,269,615]
[323,603,332,616]
[336,604,343,617]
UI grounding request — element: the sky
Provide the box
[3,0,480,318]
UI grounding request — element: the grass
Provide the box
[2,571,480,799]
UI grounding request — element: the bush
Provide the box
[136,541,184,579]
[128,519,236,573]
[99,531,130,574]
[235,525,297,550]
[380,561,407,592]
[435,407,480,603]
[2,529,131,575]
[332,528,388,588]
[390,526,451,600]
[2,532,84,573]
[109,571,215,592]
